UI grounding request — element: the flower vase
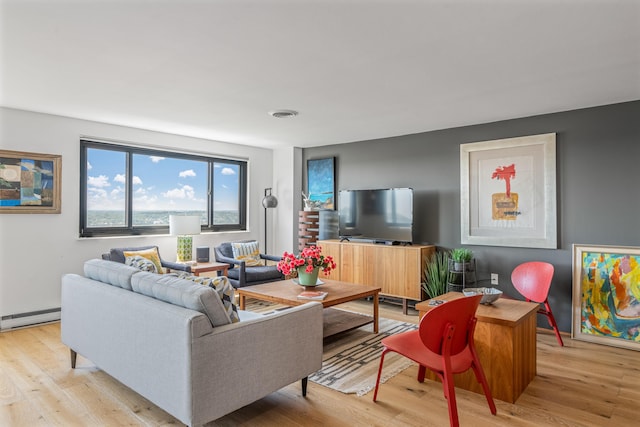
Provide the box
[297,266,320,287]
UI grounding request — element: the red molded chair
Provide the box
[511,261,564,346]
[372,295,496,427]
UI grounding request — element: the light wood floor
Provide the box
[1,300,638,426]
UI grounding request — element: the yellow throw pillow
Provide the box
[123,247,164,274]
[231,241,262,267]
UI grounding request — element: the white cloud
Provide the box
[150,156,165,163]
[87,161,92,170]
[179,169,196,178]
[132,176,143,185]
[114,174,125,183]
[221,167,235,175]
[87,175,110,188]
[163,184,195,200]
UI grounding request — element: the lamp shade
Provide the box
[169,215,201,236]
[262,188,278,208]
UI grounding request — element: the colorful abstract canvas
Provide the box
[572,244,640,351]
[0,150,61,214]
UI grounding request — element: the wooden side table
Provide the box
[415,292,539,403]
[187,262,229,277]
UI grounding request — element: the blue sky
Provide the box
[86,149,239,211]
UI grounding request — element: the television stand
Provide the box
[318,239,435,314]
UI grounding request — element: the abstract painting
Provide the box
[0,150,61,214]
[572,244,640,351]
[307,157,335,210]
[460,133,556,248]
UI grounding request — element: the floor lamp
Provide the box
[262,188,278,253]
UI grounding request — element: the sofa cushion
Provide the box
[123,247,164,273]
[180,274,240,323]
[84,259,139,291]
[231,241,262,267]
[125,255,159,273]
[131,272,231,327]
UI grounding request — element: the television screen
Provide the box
[338,188,413,244]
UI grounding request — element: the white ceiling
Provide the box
[2,0,639,149]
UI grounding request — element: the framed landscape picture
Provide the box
[0,149,61,214]
[307,157,335,210]
[460,133,557,248]
[572,244,640,351]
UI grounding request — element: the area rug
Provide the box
[242,298,418,396]
[310,316,417,396]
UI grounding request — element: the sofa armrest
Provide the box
[189,302,323,424]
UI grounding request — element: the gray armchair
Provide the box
[214,240,284,288]
[102,245,191,274]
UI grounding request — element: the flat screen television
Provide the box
[338,188,413,244]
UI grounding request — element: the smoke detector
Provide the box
[269,109,299,119]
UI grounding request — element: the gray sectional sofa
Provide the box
[61,259,323,426]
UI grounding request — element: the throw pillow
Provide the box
[125,255,159,273]
[231,241,262,267]
[123,247,164,274]
[177,273,240,323]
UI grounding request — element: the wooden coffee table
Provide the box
[237,279,381,337]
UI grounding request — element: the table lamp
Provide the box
[169,214,201,262]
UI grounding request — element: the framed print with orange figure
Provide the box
[460,133,556,248]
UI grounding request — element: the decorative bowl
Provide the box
[462,287,503,305]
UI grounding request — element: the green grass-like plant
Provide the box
[422,250,451,299]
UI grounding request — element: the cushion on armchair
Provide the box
[125,255,159,273]
[231,241,262,266]
[123,248,164,273]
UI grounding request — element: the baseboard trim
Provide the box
[0,308,61,330]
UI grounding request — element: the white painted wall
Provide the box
[271,147,302,256]
[0,107,276,322]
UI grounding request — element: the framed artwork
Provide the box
[460,133,556,248]
[0,149,61,214]
[572,244,640,351]
[307,157,335,210]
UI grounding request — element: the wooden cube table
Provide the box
[415,292,539,403]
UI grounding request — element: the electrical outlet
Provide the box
[491,273,499,285]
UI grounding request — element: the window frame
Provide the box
[80,139,247,237]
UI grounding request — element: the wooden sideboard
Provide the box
[318,239,435,313]
[416,292,539,403]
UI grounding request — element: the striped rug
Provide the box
[309,316,418,396]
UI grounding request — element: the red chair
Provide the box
[372,295,496,427]
[511,261,564,346]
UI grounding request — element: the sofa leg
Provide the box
[70,349,77,369]
[301,377,308,397]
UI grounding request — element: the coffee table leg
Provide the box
[239,294,246,310]
[373,293,379,333]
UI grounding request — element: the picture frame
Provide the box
[0,149,61,214]
[460,133,556,248]
[572,244,640,351]
[307,157,335,210]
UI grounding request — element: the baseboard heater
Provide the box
[0,307,61,330]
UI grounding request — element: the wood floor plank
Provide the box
[1,299,639,426]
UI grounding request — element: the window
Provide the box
[80,140,247,237]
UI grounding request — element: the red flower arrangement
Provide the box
[277,245,336,276]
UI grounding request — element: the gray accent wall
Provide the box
[303,100,640,333]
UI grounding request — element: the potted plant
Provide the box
[451,247,473,271]
[422,250,450,299]
[277,245,336,287]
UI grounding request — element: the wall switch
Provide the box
[491,273,499,285]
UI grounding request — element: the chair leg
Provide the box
[301,377,308,397]
[471,363,497,415]
[417,365,426,383]
[543,301,564,346]
[372,348,389,402]
[442,371,459,427]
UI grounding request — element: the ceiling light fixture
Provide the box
[269,109,299,119]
